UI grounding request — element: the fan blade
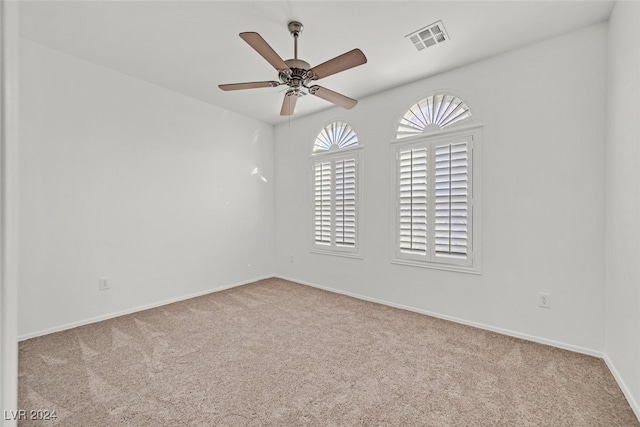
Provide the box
[218,81,279,91]
[280,92,298,116]
[239,32,290,72]
[309,85,357,109]
[308,49,367,80]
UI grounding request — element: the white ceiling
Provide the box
[19,1,615,125]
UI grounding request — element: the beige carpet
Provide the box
[18,278,639,426]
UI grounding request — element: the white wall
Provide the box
[605,1,640,417]
[18,39,275,338]
[275,23,607,354]
[1,1,20,424]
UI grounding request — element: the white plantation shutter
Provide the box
[398,148,428,255]
[314,162,332,245]
[434,142,468,259]
[335,158,357,247]
[394,135,475,270]
[312,151,360,254]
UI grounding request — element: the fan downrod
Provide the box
[280,21,309,90]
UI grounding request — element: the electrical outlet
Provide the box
[538,292,551,308]
[290,255,294,263]
[99,277,110,291]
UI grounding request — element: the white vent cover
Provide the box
[406,21,448,51]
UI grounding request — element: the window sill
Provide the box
[311,249,363,260]
[391,258,481,275]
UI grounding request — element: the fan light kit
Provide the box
[219,21,367,116]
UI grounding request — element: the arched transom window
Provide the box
[313,121,358,153]
[397,94,472,139]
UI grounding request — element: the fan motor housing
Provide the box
[284,59,310,70]
[280,59,311,87]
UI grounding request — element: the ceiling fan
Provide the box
[218,21,367,116]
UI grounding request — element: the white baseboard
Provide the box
[603,354,640,421]
[275,274,603,358]
[18,275,273,341]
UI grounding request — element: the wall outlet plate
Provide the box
[538,292,551,308]
[99,277,110,291]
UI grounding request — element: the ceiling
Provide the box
[19,1,615,125]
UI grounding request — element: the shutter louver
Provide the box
[398,148,428,255]
[314,162,332,245]
[434,142,468,258]
[335,158,357,247]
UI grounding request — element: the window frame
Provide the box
[310,145,363,259]
[390,122,482,274]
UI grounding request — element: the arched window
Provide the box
[311,121,361,257]
[397,94,472,139]
[392,93,481,273]
[313,121,359,152]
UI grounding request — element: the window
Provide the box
[397,94,472,139]
[313,121,358,153]
[312,122,361,256]
[393,93,481,273]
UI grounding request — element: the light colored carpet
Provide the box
[18,278,639,426]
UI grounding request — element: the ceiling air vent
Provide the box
[406,21,448,51]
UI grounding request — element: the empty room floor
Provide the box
[18,278,639,426]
